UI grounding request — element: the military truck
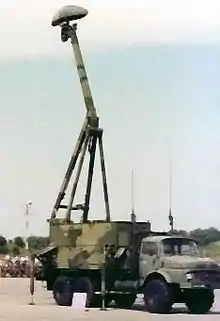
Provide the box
[36,5,220,314]
[37,219,220,314]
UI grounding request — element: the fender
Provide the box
[156,269,172,283]
[143,270,172,286]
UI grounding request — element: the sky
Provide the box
[0,0,220,238]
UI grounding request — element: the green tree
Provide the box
[28,236,49,251]
[171,229,188,236]
[0,235,8,254]
[189,227,220,246]
[11,245,20,256]
[0,246,8,254]
[0,235,7,247]
[14,236,25,248]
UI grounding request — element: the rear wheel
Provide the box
[185,289,214,314]
[72,277,94,307]
[53,276,73,306]
[143,279,173,313]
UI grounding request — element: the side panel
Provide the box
[49,219,151,269]
[51,220,119,268]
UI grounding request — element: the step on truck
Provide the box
[36,5,220,314]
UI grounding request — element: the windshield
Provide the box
[162,238,199,257]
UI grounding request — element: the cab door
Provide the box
[139,241,158,281]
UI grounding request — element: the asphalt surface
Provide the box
[0,278,219,320]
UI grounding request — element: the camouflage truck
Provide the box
[36,219,220,314]
[36,5,220,314]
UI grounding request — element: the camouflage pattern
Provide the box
[46,219,151,269]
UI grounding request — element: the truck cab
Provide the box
[139,235,200,284]
[138,235,220,314]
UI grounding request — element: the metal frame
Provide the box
[50,21,110,223]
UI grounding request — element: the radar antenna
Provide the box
[131,169,136,222]
[50,5,110,223]
[168,159,174,233]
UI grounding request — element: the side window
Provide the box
[142,242,158,256]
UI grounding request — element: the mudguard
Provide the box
[144,270,172,285]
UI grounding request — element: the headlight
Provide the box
[186,273,193,281]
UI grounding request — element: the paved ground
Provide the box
[0,278,219,320]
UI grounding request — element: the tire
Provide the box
[53,276,73,306]
[72,277,94,307]
[186,289,214,314]
[114,294,136,309]
[143,279,173,313]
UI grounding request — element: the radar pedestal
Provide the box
[49,5,110,224]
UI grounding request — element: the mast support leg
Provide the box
[98,134,110,222]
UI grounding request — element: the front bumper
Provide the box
[186,269,220,289]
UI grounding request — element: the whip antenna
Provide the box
[131,169,136,222]
[168,159,174,233]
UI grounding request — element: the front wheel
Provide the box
[143,279,173,313]
[185,289,214,314]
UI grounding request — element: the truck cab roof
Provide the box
[142,234,197,243]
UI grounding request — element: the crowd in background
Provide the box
[0,255,41,278]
